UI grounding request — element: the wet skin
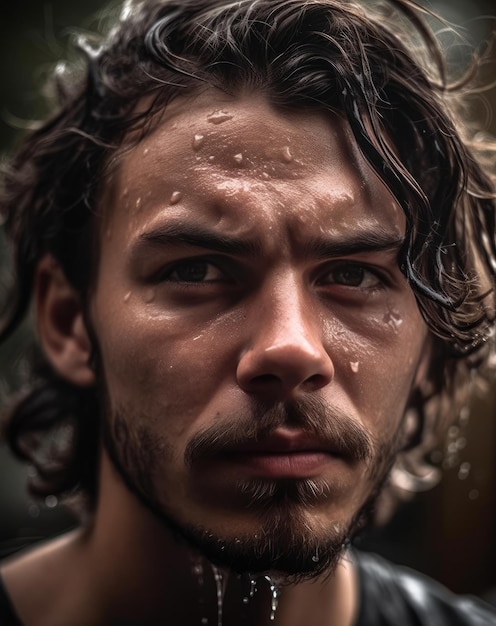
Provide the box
[91,91,428,562]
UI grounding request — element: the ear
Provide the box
[35,255,96,387]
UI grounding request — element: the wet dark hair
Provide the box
[1,0,495,510]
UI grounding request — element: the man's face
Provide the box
[90,92,427,577]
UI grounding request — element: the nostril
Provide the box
[250,373,281,387]
[303,373,331,390]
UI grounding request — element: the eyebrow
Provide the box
[134,222,261,257]
[133,221,404,259]
[306,230,404,259]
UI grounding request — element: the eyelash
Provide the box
[157,258,229,284]
[156,257,388,293]
[316,262,388,291]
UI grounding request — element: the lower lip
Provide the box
[224,451,334,478]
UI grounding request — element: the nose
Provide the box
[236,279,334,398]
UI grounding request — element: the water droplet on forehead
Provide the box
[169,191,182,205]
[193,134,205,151]
[207,110,234,125]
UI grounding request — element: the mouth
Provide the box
[219,429,345,479]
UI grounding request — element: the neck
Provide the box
[75,452,359,625]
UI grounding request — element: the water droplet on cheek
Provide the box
[123,291,131,303]
[143,147,149,155]
[144,288,156,303]
[350,361,359,373]
[233,153,244,165]
[135,197,142,209]
[281,146,293,163]
[169,191,182,205]
[383,309,403,331]
[193,134,205,151]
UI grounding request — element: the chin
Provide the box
[170,496,373,582]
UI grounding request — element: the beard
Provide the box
[102,394,401,583]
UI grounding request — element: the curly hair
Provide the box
[1,0,495,512]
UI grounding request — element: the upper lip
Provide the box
[221,430,339,456]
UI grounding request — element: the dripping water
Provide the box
[264,576,280,621]
[210,564,229,626]
[242,576,258,605]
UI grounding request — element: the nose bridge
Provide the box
[261,273,319,352]
[236,271,334,395]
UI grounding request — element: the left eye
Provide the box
[320,264,382,289]
[163,260,224,283]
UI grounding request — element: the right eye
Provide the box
[161,259,226,283]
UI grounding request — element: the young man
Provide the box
[0,0,495,624]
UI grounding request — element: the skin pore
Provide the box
[1,91,429,626]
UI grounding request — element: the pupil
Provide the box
[337,266,363,286]
[177,261,207,281]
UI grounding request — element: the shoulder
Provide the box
[353,550,496,626]
[0,530,88,626]
[0,573,22,626]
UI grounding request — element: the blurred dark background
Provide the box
[0,0,496,604]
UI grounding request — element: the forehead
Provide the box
[103,90,404,242]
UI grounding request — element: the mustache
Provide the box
[185,395,375,468]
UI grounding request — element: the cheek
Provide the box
[325,297,426,426]
[93,307,238,437]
